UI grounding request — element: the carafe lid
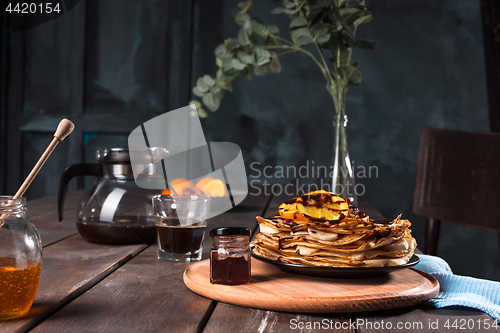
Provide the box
[96,147,168,164]
[96,148,131,164]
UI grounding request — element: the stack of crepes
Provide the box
[252,190,417,267]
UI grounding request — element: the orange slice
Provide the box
[278,201,308,221]
[296,190,348,220]
[195,177,214,191]
[196,177,226,197]
[169,178,195,195]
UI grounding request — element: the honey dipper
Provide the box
[0,119,74,228]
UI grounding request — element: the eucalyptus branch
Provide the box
[295,0,334,89]
[189,0,377,118]
[261,45,324,72]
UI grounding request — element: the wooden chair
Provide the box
[413,127,500,255]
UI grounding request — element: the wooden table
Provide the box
[0,189,493,333]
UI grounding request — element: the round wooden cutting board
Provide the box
[183,258,439,313]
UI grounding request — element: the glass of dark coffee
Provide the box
[152,195,210,262]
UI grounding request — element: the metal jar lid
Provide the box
[209,227,251,238]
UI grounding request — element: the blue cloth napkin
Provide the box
[414,254,500,323]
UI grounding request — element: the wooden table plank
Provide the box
[356,305,493,333]
[28,191,272,333]
[28,191,83,247]
[0,235,146,333]
[30,246,207,333]
[204,304,354,333]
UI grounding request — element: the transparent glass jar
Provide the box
[0,196,42,320]
[210,227,251,285]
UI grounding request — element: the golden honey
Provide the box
[0,258,42,320]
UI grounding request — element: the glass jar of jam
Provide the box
[209,227,251,285]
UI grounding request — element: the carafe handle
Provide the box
[58,163,102,221]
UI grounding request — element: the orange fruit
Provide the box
[169,178,195,195]
[296,190,348,220]
[278,201,308,221]
[196,177,226,197]
[161,189,172,195]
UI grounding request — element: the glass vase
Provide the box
[331,114,356,204]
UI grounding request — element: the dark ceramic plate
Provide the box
[251,250,419,279]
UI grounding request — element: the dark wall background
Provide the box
[1,0,499,281]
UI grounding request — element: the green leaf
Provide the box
[212,86,224,99]
[270,6,285,14]
[216,57,224,68]
[250,20,269,42]
[231,58,247,70]
[197,107,208,118]
[268,25,279,35]
[339,45,352,67]
[238,26,252,46]
[310,23,329,41]
[344,65,362,85]
[341,28,354,47]
[222,61,241,76]
[283,0,296,9]
[202,93,221,112]
[326,9,339,28]
[353,12,372,27]
[291,27,313,46]
[192,86,205,97]
[234,1,253,17]
[354,38,377,50]
[189,100,202,110]
[269,52,282,73]
[196,77,209,92]
[214,44,232,61]
[254,65,269,75]
[339,7,362,17]
[254,47,271,66]
[214,78,233,92]
[321,33,339,53]
[225,38,241,52]
[237,51,254,65]
[242,20,252,34]
[284,8,298,15]
[289,17,307,29]
[308,8,325,26]
[316,33,330,44]
[202,75,215,87]
[235,13,250,26]
[216,68,224,80]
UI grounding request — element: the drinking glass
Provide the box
[152,195,210,262]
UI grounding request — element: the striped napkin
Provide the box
[414,254,500,323]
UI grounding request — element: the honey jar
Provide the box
[0,196,42,320]
[209,227,251,285]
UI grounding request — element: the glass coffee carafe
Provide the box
[58,147,166,245]
[0,196,42,320]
